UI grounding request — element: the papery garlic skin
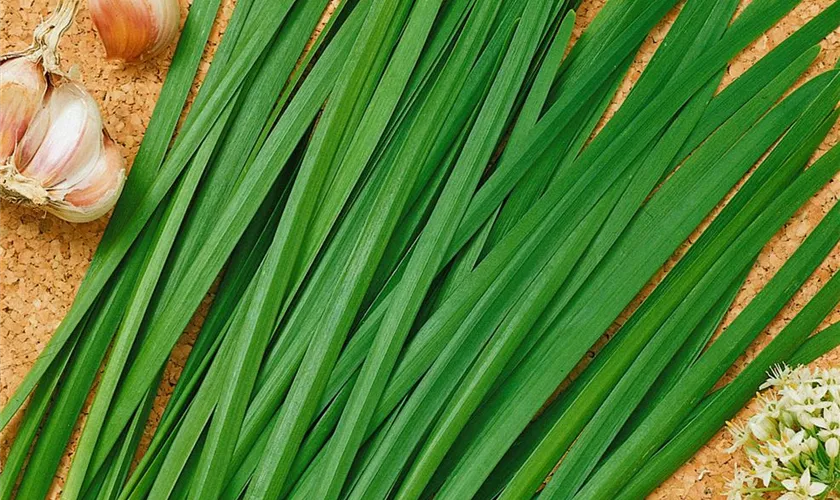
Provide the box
[0,81,127,223]
[88,0,180,61]
[0,57,48,161]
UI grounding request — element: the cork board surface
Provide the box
[1,0,839,498]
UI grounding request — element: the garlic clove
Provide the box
[0,57,48,161]
[16,82,104,188]
[147,0,180,55]
[58,134,126,222]
[88,0,180,61]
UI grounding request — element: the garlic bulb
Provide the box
[88,0,180,61]
[2,80,127,222]
[0,0,128,223]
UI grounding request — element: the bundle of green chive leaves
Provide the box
[4,0,840,498]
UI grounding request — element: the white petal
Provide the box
[808,482,827,496]
[782,478,798,491]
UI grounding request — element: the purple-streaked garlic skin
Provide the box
[88,0,180,61]
[61,134,126,222]
[0,57,48,161]
[0,79,127,223]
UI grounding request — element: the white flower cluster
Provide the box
[726,365,840,500]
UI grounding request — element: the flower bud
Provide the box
[799,412,815,430]
[805,436,819,453]
[781,411,797,427]
[827,437,839,458]
[1,81,127,222]
[749,415,776,442]
[88,0,180,61]
[0,57,48,161]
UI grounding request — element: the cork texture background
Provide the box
[1,0,840,497]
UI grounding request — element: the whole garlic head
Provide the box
[88,0,181,61]
[0,58,127,223]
